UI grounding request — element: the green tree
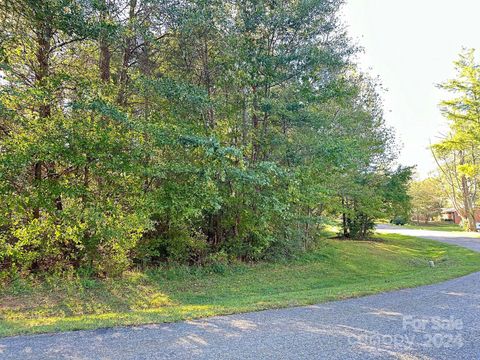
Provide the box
[0,0,404,278]
[433,49,480,231]
[409,177,446,224]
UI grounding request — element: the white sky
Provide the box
[343,0,480,178]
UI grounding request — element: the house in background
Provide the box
[441,208,480,225]
[441,208,460,224]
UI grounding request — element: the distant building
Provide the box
[441,208,460,224]
[441,208,480,225]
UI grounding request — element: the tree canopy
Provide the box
[409,177,446,224]
[0,0,409,277]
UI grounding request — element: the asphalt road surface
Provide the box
[1,225,480,360]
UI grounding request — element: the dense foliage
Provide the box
[0,0,409,277]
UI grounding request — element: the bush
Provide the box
[391,216,406,226]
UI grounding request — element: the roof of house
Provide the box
[441,208,456,213]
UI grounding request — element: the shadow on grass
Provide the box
[2,233,480,337]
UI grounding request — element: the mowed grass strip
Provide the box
[2,233,480,337]
[402,222,466,232]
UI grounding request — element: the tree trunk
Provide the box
[203,38,215,129]
[99,0,111,83]
[117,0,137,105]
[33,19,53,218]
[461,174,476,231]
[342,197,348,238]
[242,88,248,147]
[251,86,259,162]
[99,41,111,82]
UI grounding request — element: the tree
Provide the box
[432,49,480,231]
[339,167,412,239]
[409,177,446,224]
[0,0,403,278]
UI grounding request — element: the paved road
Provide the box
[1,227,480,360]
[376,224,480,252]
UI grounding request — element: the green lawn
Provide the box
[2,233,480,338]
[402,222,466,232]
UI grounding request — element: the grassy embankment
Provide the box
[2,232,480,337]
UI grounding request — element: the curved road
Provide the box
[1,226,480,359]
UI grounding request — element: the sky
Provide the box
[342,0,480,178]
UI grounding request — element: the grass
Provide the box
[402,222,466,232]
[2,233,480,338]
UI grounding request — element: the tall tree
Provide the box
[433,49,480,231]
